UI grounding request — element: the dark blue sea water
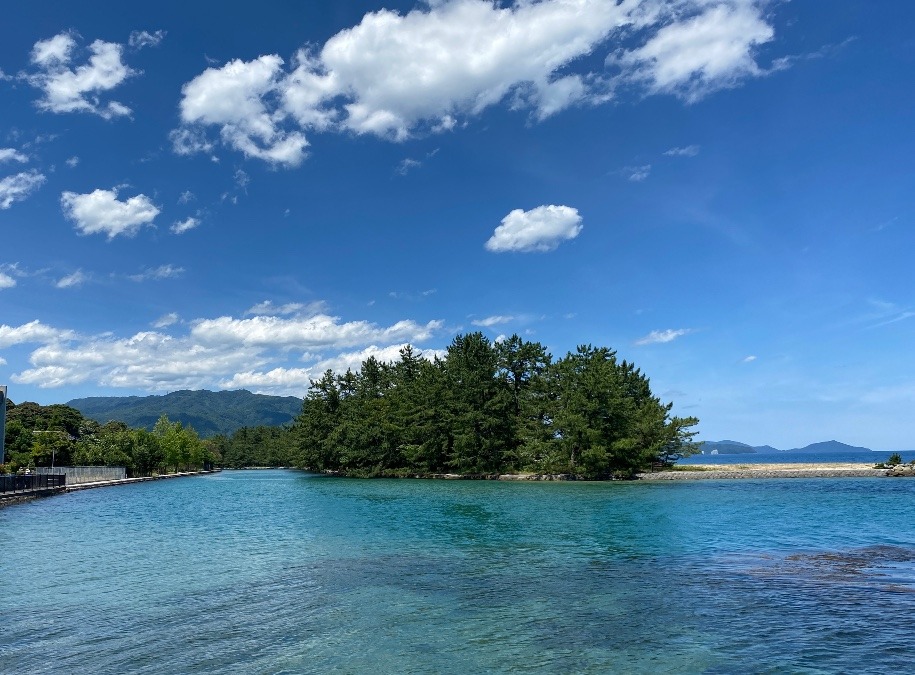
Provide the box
[3,470,915,673]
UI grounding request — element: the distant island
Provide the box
[701,439,877,455]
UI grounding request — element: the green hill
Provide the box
[67,389,303,438]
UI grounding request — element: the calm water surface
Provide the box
[3,470,915,673]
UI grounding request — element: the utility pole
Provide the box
[0,385,7,465]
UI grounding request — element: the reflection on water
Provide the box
[2,471,914,673]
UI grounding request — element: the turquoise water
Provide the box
[3,470,915,673]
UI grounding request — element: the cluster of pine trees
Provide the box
[2,401,217,476]
[288,333,698,478]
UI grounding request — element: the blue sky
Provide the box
[1,1,913,449]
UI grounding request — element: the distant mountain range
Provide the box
[68,389,303,438]
[701,440,875,455]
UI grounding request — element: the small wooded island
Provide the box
[3,333,699,479]
[289,333,698,478]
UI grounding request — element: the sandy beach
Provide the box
[638,462,889,480]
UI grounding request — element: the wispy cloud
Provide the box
[608,3,776,103]
[862,298,915,329]
[128,30,166,50]
[245,300,323,316]
[664,144,700,157]
[171,216,200,234]
[395,158,422,176]
[471,315,514,328]
[152,312,179,328]
[624,164,651,181]
[0,271,16,290]
[127,264,184,282]
[56,270,88,288]
[635,328,695,345]
[0,170,46,209]
[389,289,437,301]
[0,148,29,163]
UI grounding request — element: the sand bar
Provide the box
[638,462,890,480]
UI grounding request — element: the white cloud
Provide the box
[171,217,200,234]
[0,272,16,290]
[0,320,75,348]
[177,190,195,204]
[4,308,445,395]
[65,155,80,167]
[0,170,46,209]
[174,1,781,164]
[0,357,5,366]
[60,188,160,238]
[664,144,700,157]
[128,30,166,49]
[56,270,88,288]
[485,204,583,253]
[0,148,28,163]
[312,344,424,374]
[611,3,775,102]
[28,32,135,118]
[191,314,442,350]
[152,312,179,328]
[219,366,315,392]
[128,264,184,282]
[295,0,629,138]
[742,355,757,363]
[635,328,695,345]
[30,33,75,67]
[471,315,514,327]
[170,128,215,157]
[12,330,257,389]
[177,55,308,166]
[221,344,444,393]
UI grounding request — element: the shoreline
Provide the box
[307,462,907,481]
[64,468,221,492]
[0,469,220,508]
[637,462,896,480]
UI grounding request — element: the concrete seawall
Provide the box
[0,470,220,507]
[64,469,221,492]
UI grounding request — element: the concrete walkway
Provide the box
[65,469,221,491]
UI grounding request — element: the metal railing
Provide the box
[0,473,67,494]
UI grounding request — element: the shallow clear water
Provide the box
[3,470,915,673]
